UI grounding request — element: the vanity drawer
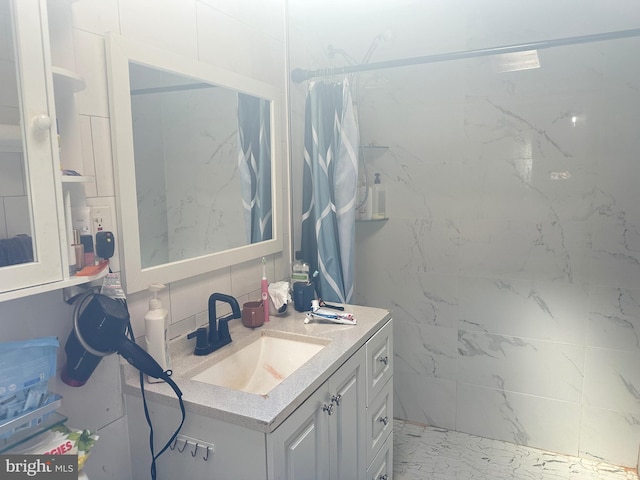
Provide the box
[366,431,393,480]
[366,319,393,404]
[366,378,393,467]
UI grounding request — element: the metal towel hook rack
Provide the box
[177,439,188,453]
[170,434,214,462]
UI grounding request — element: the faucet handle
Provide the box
[217,315,233,343]
[187,327,210,355]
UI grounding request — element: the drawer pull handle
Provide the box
[378,416,388,426]
[322,403,334,415]
[378,475,389,480]
[378,355,389,365]
[331,394,342,406]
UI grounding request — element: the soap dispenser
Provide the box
[372,173,386,220]
[144,283,171,383]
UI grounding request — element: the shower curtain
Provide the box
[301,80,359,303]
[238,93,272,243]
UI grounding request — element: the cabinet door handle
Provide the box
[33,113,52,131]
[378,416,388,426]
[322,403,334,415]
[331,394,342,406]
[378,355,389,365]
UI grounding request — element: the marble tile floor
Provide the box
[393,420,639,480]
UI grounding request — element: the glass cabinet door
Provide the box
[0,0,63,293]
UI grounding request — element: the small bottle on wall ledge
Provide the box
[372,173,386,219]
[357,175,373,220]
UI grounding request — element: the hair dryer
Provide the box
[61,293,170,387]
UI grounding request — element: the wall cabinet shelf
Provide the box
[0,262,108,303]
[361,144,389,161]
[356,217,388,223]
[52,66,85,92]
[61,175,93,183]
[361,145,389,151]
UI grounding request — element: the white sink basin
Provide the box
[189,331,330,395]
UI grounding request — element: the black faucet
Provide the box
[187,293,241,356]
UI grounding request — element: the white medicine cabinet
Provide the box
[0,0,103,301]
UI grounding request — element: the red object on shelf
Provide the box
[75,260,108,277]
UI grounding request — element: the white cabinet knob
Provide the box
[33,113,52,130]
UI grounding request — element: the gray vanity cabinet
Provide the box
[268,345,367,480]
[269,318,393,480]
[126,318,393,480]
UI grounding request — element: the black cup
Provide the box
[293,282,314,312]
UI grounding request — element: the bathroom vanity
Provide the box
[124,304,393,480]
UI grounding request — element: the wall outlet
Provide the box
[86,197,119,273]
[90,205,112,238]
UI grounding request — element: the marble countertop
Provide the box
[122,304,391,433]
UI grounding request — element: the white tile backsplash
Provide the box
[119,0,198,60]
[89,116,114,197]
[196,3,252,76]
[169,269,233,324]
[71,0,120,36]
[73,28,109,117]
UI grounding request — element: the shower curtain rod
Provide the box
[291,27,640,83]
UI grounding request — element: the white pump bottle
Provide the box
[144,283,171,383]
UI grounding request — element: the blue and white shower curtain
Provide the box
[301,80,359,303]
[238,93,272,243]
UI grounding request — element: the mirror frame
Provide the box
[106,34,283,294]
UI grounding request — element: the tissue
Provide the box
[268,281,291,315]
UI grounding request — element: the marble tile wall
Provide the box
[352,35,640,467]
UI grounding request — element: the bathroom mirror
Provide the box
[106,34,283,294]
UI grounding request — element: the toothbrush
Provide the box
[304,311,357,325]
[313,307,354,320]
[261,257,270,323]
